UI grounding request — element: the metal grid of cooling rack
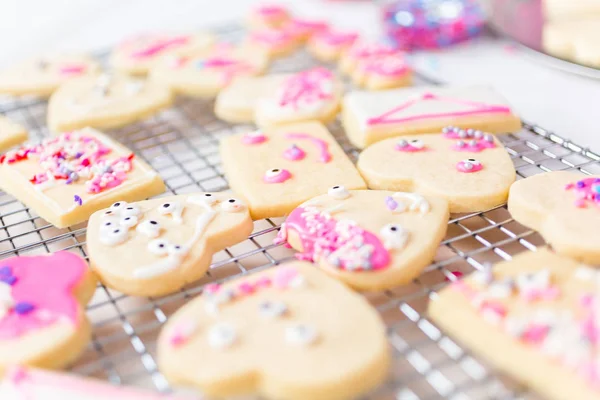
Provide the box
[1,24,598,400]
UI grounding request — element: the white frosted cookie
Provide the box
[277,190,449,290]
[214,68,342,127]
[508,171,600,264]
[0,55,100,98]
[110,32,215,76]
[0,128,165,228]
[0,366,200,399]
[158,262,390,400]
[0,115,27,152]
[429,249,600,400]
[0,252,96,375]
[343,85,522,148]
[220,122,366,220]
[357,129,516,213]
[246,4,291,30]
[543,17,600,67]
[47,73,173,132]
[87,193,253,297]
[149,43,269,98]
[307,29,359,62]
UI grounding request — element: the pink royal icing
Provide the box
[443,126,497,152]
[284,133,332,163]
[58,64,87,76]
[361,54,409,78]
[242,131,268,145]
[250,28,296,49]
[263,168,292,184]
[0,252,86,339]
[395,139,426,152]
[255,4,288,19]
[346,42,398,61]
[285,18,329,37]
[456,159,483,173]
[278,68,335,111]
[276,206,391,271]
[198,57,254,85]
[313,30,359,47]
[129,35,190,59]
[565,177,600,208]
[366,92,512,126]
[283,144,306,161]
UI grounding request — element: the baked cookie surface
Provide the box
[0,115,27,153]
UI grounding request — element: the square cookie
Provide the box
[429,249,600,400]
[0,128,165,228]
[220,122,366,219]
[342,85,522,148]
[0,115,27,152]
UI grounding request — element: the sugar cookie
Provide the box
[338,40,399,76]
[543,17,600,67]
[158,262,390,400]
[0,55,100,98]
[149,43,269,98]
[0,366,200,399]
[0,115,27,152]
[351,53,412,90]
[47,73,173,132]
[110,32,215,76]
[508,171,600,264]
[429,249,600,400]
[276,189,449,290]
[87,193,253,297]
[220,122,366,220]
[282,18,329,42]
[0,252,96,375]
[0,128,165,228]
[307,29,359,62]
[246,4,291,30]
[357,129,516,213]
[244,28,302,59]
[343,85,522,148]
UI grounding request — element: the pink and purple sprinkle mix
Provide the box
[73,195,83,206]
[1,132,135,195]
[565,177,600,207]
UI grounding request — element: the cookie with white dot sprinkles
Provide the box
[220,121,366,219]
[86,193,253,297]
[277,189,448,290]
[157,262,390,400]
[357,128,515,213]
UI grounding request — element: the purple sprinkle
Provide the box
[0,275,17,286]
[74,195,83,206]
[75,152,83,159]
[385,196,398,211]
[0,266,11,276]
[577,181,586,188]
[14,302,35,315]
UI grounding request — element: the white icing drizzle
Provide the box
[99,226,129,246]
[188,193,218,208]
[136,219,161,238]
[392,192,430,214]
[158,201,184,223]
[285,324,318,346]
[515,269,550,293]
[379,223,408,250]
[208,323,237,349]
[99,201,141,246]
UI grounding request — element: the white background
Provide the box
[1,0,599,149]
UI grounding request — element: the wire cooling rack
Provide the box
[1,24,598,400]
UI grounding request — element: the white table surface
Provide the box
[2,0,599,150]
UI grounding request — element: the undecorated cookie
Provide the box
[110,32,215,76]
[307,29,359,62]
[0,55,100,98]
[543,17,600,67]
[0,252,96,374]
[246,4,291,30]
[357,128,516,213]
[0,366,200,399]
[149,43,269,98]
[47,73,173,132]
[429,248,600,400]
[215,68,342,127]
[343,85,522,148]
[0,115,27,152]
[87,193,253,297]
[508,171,600,264]
[157,262,390,400]
[277,189,449,290]
[0,128,165,228]
[220,122,366,219]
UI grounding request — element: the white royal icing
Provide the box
[285,324,318,346]
[379,223,408,250]
[208,323,237,349]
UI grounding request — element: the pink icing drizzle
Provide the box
[255,4,288,18]
[313,30,359,47]
[276,206,390,271]
[263,168,292,183]
[346,42,398,60]
[199,57,254,85]
[242,131,268,145]
[278,68,334,110]
[361,54,409,77]
[283,144,306,161]
[366,92,512,126]
[456,159,483,173]
[565,177,600,208]
[250,29,296,48]
[58,65,87,76]
[285,18,328,37]
[0,252,86,339]
[130,35,190,59]
[284,133,332,163]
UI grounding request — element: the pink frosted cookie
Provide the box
[357,129,515,213]
[338,40,399,76]
[158,262,390,399]
[343,85,522,148]
[277,189,449,290]
[0,252,96,374]
[0,55,100,98]
[307,29,359,62]
[0,128,165,228]
[244,27,303,59]
[508,171,600,264]
[282,17,329,42]
[429,249,600,400]
[220,122,366,220]
[110,32,215,76]
[0,366,199,399]
[351,52,412,90]
[246,4,291,30]
[87,193,253,297]
[150,43,269,98]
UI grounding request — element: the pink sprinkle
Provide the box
[575,198,587,208]
[7,366,28,384]
[273,266,299,289]
[522,286,561,303]
[480,301,507,318]
[254,276,271,288]
[59,65,87,76]
[238,282,254,295]
[581,293,595,307]
[522,324,550,343]
[204,283,221,294]
[169,321,196,347]
[446,271,463,281]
